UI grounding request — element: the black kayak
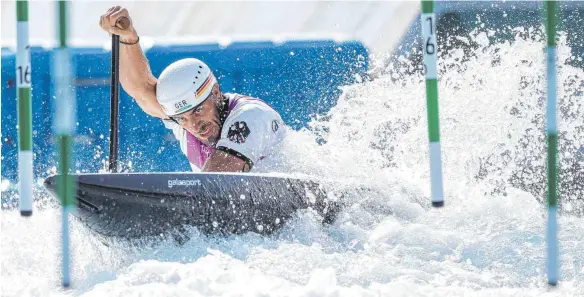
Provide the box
[43,172,340,240]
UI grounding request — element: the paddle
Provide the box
[108,17,129,173]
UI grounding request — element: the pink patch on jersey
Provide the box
[186,133,214,168]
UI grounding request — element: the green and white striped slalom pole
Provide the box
[54,0,76,288]
[545,0,559,287]
[16,0,33,216]
[421,0,444,207]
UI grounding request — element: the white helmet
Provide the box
[156,58,217,116]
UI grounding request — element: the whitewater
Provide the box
[2,27,584,296]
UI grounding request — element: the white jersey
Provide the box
[162,93,287,172]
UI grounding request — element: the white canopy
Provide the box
[1,0,420,56]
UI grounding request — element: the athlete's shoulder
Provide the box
[225,93,279,114]
[223,93,281,129]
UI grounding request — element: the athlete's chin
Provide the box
[208,126,221,145]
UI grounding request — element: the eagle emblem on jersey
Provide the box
[228,121,250,144]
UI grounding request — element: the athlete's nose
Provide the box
[192,119,205,134]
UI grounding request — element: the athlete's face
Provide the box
[169,86,222,145]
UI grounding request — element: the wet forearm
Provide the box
[119,36,166,118]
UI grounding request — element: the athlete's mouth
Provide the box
[198,122,212,137]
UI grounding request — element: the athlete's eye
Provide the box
[194,106,203,113]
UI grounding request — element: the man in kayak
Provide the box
[99,6,287,173]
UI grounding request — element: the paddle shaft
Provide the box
[108,17,129,173]
[109,34,119,172]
